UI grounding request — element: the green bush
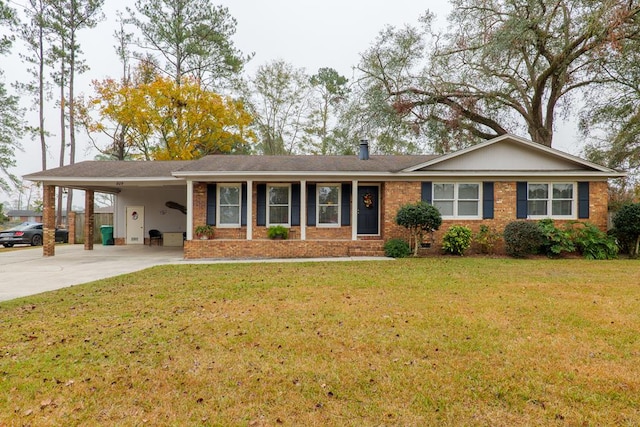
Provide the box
[612,203,640,258]
[474,225,501,254]
[267,225,289,239]
[395,201,442,256]
[538,219,575,257]
[384,238,412,258]
[442,225,473,256]
[569,222,618,260]
[503,221,544,258]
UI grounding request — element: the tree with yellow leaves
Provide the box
[77,74,254,160]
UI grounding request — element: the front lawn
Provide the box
[1,258,639,425]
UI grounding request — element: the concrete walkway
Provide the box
[0,244,390,302]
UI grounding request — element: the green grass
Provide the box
[1,258,639,426]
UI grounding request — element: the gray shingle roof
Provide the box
[24,160,192,179]
[179,155,439,173]
[24,155,439,180]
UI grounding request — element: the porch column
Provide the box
[246,179,253,240]
[42,184,56,257]
[351,180,358,241]
[84,190,94,251]
[68,211,76,245]
[186,180,193,240]
[300,179,306,240]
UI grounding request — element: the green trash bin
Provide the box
[100,225,114,245]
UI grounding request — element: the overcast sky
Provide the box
[3,0,578,202]
[4,1,449,183]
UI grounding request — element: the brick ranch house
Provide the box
[24,134,623,259]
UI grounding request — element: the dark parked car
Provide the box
[0,222,69,247]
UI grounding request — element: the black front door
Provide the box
[357,186,379,235]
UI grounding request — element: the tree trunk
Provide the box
[57,54,66,227]
[38,19,46,171]
[66,32,76,223]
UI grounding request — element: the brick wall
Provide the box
[184,239,384,259]
[382,181,421,241]
[192,182,207,235]
[187,179,610,259]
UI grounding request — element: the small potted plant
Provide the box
[194,224,215,240]
[267,225,289,240]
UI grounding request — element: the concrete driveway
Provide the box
[0,244,184,302]
[0,244,391,302]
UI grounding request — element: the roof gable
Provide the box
[405,134,618,173]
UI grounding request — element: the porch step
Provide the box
[348,241,386,257]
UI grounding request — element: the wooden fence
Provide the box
[74,213,113,244]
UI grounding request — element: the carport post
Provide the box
[84,190,94,251]
[43,184,56,257]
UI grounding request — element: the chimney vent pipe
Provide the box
[359,139,369,160]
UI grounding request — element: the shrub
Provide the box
[396,201,442,256]
[442,225,473,256]
[612,203,640,258]
[267,225,289,239]
[569,222,618,260]
[537,219,575,257]
[384,239,412,258]
[194,224,214,239]
[474,225,501,254]
[503,221,544,258]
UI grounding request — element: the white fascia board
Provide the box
[401,170,625,179]
[171,171,397,181]
[174,169,625,182]
[24,176,183,184]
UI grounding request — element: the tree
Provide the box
[244,60,311,155]
[75,17,147,161]
[306,67,349,154]
[613,203,640,258]
[395,201,442,256]
[85,76,254,160]
[357,1,640,150]
[0,0,23,192]
[45,0,104,223]
[580,35,640,182]
[127,0,250,89]
[16,0,50,172]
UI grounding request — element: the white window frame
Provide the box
[527,182,576,219]
[316,183,341,227]
[266,183,291,227]
[216,183,242,227]
[432,182,481,219]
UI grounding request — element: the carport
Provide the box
[24,161,191,257]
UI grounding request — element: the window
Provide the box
[432,183,480,218]
[528,183,574,217]
[217,184,241,226]
[317,184,340,226]
[267,184,290,226]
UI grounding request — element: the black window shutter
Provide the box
[578,182,590,219]
[516,182,528,219]
[206,184,216,225]
[421,182,432,204]
[307,184,316,226]
[241,183,248,226]
[291,184,301,226]
[256,184,266,226]
[483,182,494,219]
[341,183,351,225]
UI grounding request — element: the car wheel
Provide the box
[3,243,13,248]
[31,234,43,246]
